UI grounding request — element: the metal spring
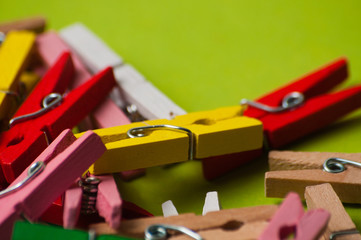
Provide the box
[79,176,101,214]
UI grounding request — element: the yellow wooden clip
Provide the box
[0,31,36,122]
[77,106,263,175]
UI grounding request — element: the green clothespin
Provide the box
[12,221,137,240]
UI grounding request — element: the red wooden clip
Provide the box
[243,58,361,148]
[0,52,116,186]
[259,192,330,240]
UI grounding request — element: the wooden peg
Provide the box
[265,167,361,203]
[81,106,262,174]
[305,183,361,240]
[269,151,361,171]
[0,16,46,34]
[90,205,278,239]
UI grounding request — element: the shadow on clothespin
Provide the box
[0,129,106,240]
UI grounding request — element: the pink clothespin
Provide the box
[0,129,106,240]
[259,192,330,240]
[34,32,143,228]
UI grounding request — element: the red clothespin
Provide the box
[0,51,116,186]
[259,192,330,240]
[0,129,106,240]
[36,32,146,180]
[242,58,361,148]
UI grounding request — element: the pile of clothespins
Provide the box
[0,16,361,240]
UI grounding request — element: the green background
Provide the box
[1,0,361,231]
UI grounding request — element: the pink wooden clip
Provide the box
[33,30,145,228]
[259,192,329,240]
[0,129,106,240]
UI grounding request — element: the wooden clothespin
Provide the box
[0,31,36,127]
[90,205,278,239]
[0,129,106,240]
[305,183,361,240]
[259,192,330,240]
[12,221,135,240]
[75,105,262,175]
[0,52,116,186]
[265,150,361,204]
[0,16,46,34]
[59,23,187,120]
[242,58,361,148]
[36,31,145,180]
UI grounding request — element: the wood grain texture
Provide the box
[305,183,361,240]
[265,167,361,203]
[269,150,361,171]
[90,205,278,239]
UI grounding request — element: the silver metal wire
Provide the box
[9,93,63,127]
[127,124,194,160]
[329,229,360,239]
[0,161,45,198]
[323,158,361,173]
[240,91,304,113]
[79,176,101,214]
[145,224,203,240]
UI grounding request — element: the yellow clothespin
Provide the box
[76,106,263,175]
[0,31,36,125]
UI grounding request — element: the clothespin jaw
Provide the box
[0,31,36,125]
[0,129,106,240]
[77,106,263,175]
[0,51,116,185]
[305,183,361,240]
[0,16,46,34]
[265,151,361,204]
[243,58,361,148]
[90,205,278,239]
[259,192,330,240]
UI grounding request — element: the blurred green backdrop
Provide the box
[1,0,361,230]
